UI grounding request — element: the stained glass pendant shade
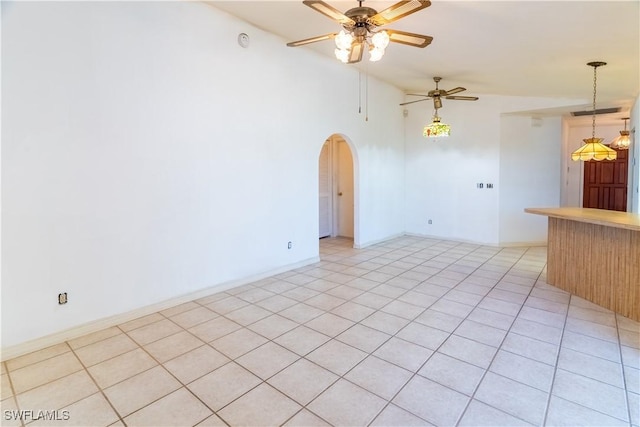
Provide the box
[610,117,631,150]
[423,112,450,138]
[422,102,451,138]
[571,138,617,161]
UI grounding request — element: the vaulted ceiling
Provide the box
[208,1,639,119]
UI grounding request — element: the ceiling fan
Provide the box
[286,0,433,64]
[400,77,479,109]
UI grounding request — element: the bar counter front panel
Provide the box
[525,207,640,321]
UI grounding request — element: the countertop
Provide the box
[525,207,640,232]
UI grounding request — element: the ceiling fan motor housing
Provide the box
[344,6,378,34]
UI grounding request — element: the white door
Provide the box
[336,140,354,238]
[318,141,332,238]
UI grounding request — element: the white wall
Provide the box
[404,97,499,244]
[404,94,578,245]
[499,116,561,245]
[1,1,406,350]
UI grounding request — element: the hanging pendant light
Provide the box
[571,62,617,161]
[423,106,450,138]
[610,117,631,150]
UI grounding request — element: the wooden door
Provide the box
[583,148,628,211]
[336,140,354,238]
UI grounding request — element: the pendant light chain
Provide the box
[591,64,597,140]
[588,61,606,139]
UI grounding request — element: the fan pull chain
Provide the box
[365,67,369,122]
[358,71,362,114]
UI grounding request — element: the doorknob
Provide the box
[338,192,343,196]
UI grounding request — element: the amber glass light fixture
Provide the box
[571,62,617,161]
[610,117,631,150]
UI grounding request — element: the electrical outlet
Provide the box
[428,219,432,225]
[477,183,484,189]
[287,241,292,249]
[58,292,68,305]
[487,183,494,189]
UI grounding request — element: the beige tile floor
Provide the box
[1,236,639,426]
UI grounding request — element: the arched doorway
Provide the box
[318,134,355,240]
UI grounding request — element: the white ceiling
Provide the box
[208,0,639,120]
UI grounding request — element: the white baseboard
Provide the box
[404,232,547,248]
[498,240,547,247]
[1,256,320,362]
[404,232,489,246]
[354,232,406,249]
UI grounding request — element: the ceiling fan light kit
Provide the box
[287,0,433,64]
[571,62,617,162]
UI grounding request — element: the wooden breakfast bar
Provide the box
[525,207,640,321]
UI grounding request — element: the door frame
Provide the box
[318,139,333,238]
[317,133,359,246]
[561,118,634,212]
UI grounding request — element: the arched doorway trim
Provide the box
[317,133,359,247]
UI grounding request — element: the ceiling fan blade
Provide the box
[286,33,338,47]
[303,0,355,25]
[386,30,433,48]
[347,41,365,63]
[446,95,479,101]
[399,98,430,106]
[406,93,430,97]
[369,0,431,26]
[444,87,466,95]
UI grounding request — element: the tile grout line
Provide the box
[66,308,236,426]
[304,238,457,425]
[452,245,547,426]
[283,238,477,425]
[540,293,634,425]
[359,243,540,425]
[614,312,633,426]
[184,287,339,425]
[3,360,25,427]
[539,282,572,426]
[139,309,268,427]
[67,343,126,427]
[112,321,232,427]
